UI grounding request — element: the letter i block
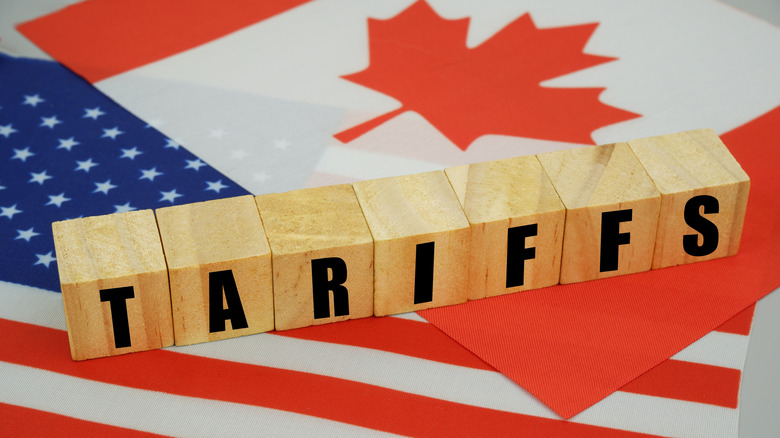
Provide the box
[628,129,750,268]
[445,156,566,299]
[256,184,374,331]
[353,171,471,316]
[537,143,662,284]
[156,195,274,346]
[52,210,174,360]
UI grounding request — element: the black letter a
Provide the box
[209,270,249,333]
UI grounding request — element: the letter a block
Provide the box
[156,195,274,346]
[353,171,471,316]
[52,210,174,360]
[446,156,566,299]
[538,143,661,284]
[256,184,374,331]
[628,129,750,268]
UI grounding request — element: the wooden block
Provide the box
[627,129,750,268]
[52,210,173,360]
[256,184,374,331]
[537,143,661,284]
[353,171,471,316]
[155,195,274,346]
[445,156,566,299]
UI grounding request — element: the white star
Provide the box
[15,227,40,242]
[120,147,143,160]
[230,149,249,160]
[164,138,181,149]
[34,251,56,268]
[11,147,35,162]
[159,189,183,203]
[93,179,118,195]
[184,158,207,171]
[253,172,270,182]
[0,204,22,219]
[0,182,5,190]
[46,192,71,208]
[83,107,106,120]
[0,123,18,138]
[75,158,99,172]
[40,115,62,129]
[102,127,124,139]
[209,128,227,138]
[273,139,290,150]
[57,137,80,151]
[205,180,228,193]
[22,94,45,107]
[29,170,53,185]
[139,167,163,181]
[114,202,137,213]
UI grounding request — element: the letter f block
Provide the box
[628,129,750,268]
[256,185,374,330]
[537,143,661,284]
[52,210,174,360]
[156,195,274,346]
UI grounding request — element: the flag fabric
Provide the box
[3,0,780,435]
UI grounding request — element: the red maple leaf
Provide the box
[334,1,639,150]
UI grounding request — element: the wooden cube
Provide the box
[537,143,661,284]
[446,156,566,299]
[52,210,174,360]
[353,171,471,316]
[155,195,274,346]
[256,184,374,331]
[628,129,750,268]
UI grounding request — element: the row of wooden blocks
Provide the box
[52,129,750,360]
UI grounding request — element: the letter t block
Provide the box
[537,143,662,284]
[52,210,174,360]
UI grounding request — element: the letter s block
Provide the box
[628,129,750,268]
[256,184,374,331]
[537,143,661,284]
[353,171,471,316]
[52,210,174,360]
[156,196,274,346]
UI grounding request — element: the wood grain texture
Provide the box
[353,171,470,316]
[52,210,173,360]
[445,156,565,299]
[156,195,274,346]
[628,129,750,268]
[537,143,661,284]
[256,184,374,330]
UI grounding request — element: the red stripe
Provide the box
[0,318,659,438]
[0,402,167,437]
[17,0,311,83]
[275,316,493,370]
[715,304,755,336]
[620,360,741,408]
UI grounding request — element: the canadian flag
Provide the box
[5,0,780,436]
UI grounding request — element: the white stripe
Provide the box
[314,144,445,181]
[671,331,749,369]
[575,391,739,438]
[0,361,397,438]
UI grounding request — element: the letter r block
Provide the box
[256,184,374,331]
[537,143,661,284]
[52,210,174,360]
[156,195,274,346]
[445,156,565,299]
[628,129,750,268]
[353,171,471,316]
